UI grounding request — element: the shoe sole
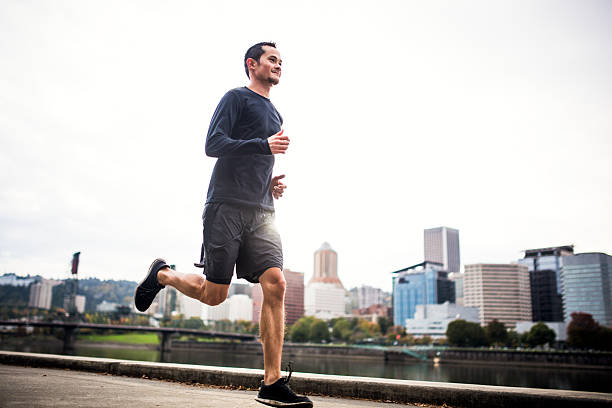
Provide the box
[254,397,313,408]
[134,258,167,312]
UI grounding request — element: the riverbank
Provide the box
[171,340,612,369]
[2,351,611,408]
[438,348,612,370]
[3,333,611,369]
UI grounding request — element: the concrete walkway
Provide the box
[0,365,418,407]
[1,351,611,407]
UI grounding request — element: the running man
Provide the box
[134,42,313,408]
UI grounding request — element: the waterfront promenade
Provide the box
[0,365,407,408]
[1,351,611,407]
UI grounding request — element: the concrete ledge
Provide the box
[1,351,611,408]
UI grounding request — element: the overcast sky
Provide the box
[1,0,611,292]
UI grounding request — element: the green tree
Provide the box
[485,319,507,346]
[0,285,30,306]
[310,319,330,343]
[290,316,315,343]
[505,330,520,348]
[385,325,406,344]
[332,318,351,341]
[377,316,392,336]
[567,312,605,350]
[446,319,487,347]
[183,317,205,330]
[526,322,556,347]
[599,327,612,351]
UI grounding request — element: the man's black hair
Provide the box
[244,42,277,78]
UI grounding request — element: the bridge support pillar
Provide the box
[160,332,172,353]
[63,326,77,354]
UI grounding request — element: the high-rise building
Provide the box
[464,263,532,328]
[448,272,464,306]
[229,283,251,297]
[28,279,59,310]
[202,301,230,323]
[252,269,304,325]
[357,285,384,309]
[74,295,86,314]
[561,252,612,326]
[348,287,360,312]
[157,286,178,318]
[284,269,305,325]
[518,245,574,322]
[177,292,204,319]
[392,261,455,327]
[311,242,342,286]
[252,285,262,323]
[305,243,345,319]
[305,282,345,319]
[424,227,460,273]
[228,294,253,322]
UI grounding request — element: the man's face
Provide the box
[249,46,282,85]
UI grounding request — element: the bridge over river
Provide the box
[0,320,256,353]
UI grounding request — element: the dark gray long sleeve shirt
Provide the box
[205,87,283,211]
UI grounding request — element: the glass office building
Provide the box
[561,252,612,326]
[518,245,574,322]
[392,261,455,326]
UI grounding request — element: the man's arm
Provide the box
[205,91,272,157]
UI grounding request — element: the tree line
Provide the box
[446,312,612,351]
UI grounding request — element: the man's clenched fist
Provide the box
[267,129,290,154]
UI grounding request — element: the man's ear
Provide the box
[247,57,257,69]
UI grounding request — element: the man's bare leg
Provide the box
[158,267,229,306]
[258,267,286,385]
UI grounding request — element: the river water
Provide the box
[2,340,611,393]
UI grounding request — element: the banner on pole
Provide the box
[71,252,80,275]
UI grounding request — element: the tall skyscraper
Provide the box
[252,268,304,325]
[518,245,574,322]
[561,252,612,326]
[305,243,345,319]
[311,242,342,286]
[464,263,532,328]
[424,227,460,273]
[392,261,455,326]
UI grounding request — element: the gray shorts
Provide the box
[195,202,283,285]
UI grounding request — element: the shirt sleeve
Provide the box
[205,90,272,157]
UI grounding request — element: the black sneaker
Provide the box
[134,258,169,312]
[255,366,312,408]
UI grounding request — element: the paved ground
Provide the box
[0,365,427,408]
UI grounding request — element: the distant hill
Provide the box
[0,285,31,306]
[77,278,137,311]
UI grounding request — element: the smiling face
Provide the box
[248,45,282,85]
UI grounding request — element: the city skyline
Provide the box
[1,1,611,293]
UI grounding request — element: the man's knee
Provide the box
[260,268,286,301]
[201,293,227,306]
[199,280,229,306]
